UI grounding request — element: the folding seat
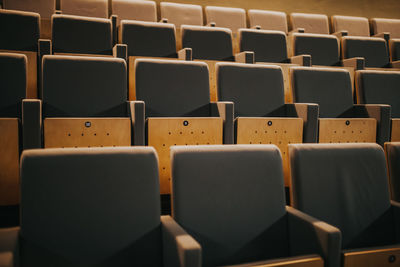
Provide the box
[384,142,400,202]
[133,58,233,195]
[390,39,400,61]
[290,67,390,145]
[171,144,341,266]
[112,0,157,25]
[356,69,400,142]
[60,0,108,18]
[248,9,288,33]
[216,63,318,191]
[0,147,201,266]
[371,18,400,39]
[331,15,371,37]
[289,143,400,267]
[289,13,330,34]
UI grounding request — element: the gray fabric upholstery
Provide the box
[0,53,26,118]
[291,33,340,66]
[181,25,234,61]
[342,36,389,68]
[385,143,400,202]
[216,63,284,117]
[120,20,177,58]
[0,227,19,261]
[289,143,396,249]
[331,15,370,37]
[52,14,113,55]
[22,99,42,149]
[372,18,400,39]
[390,39,400,62]
[392,201,400,242]
[239,29,288,63]
[20,147,162,266]
[129,101,145,146]
[289,13,329,34]
[42,55,127,117]
[171,145,288,266]
[210,102,235,144]
[4,0,55,19]
[291,67,353,118]
[356,70,400,117]
[135,59,210,117]
[0,9,40,52]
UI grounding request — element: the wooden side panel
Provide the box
[44,118,131,148]
[236,117,303,187]
[343,247,400,267]
[176,28,182,51]
[0,119,20,205]
[148,117,223,194]
[232,32,240,55]
[391,119,400,142]
[196,59,217,102]
[319,118,376,143]
[255,256,323,267]
[41,18,52,39]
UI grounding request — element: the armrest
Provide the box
[160,18,168,23]
[332,30,348,38]
[251,25,261,30]
[373,32,390,44]
[0,252,13,267]
[210,102,234,144]
[113,44,127,62]
[287,206,341,267]
[178,48,192,61]
[161,215,201,267]
[391,60,400,68]
[207,22,216,27]
[22,99,42,149]
[128,101,145,146]
[290,55,311,66]
[0,227,19,266]
[234,51,254,64]
[55,10,62,15]
[110,15,117,46]
[289,28,305,34]
[283,103,319,143]
[391,201,400,242]
[341,57,365,70]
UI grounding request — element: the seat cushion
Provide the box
[248,9,288,33]
[372,18,400,39]
[331,15,370,37]
[112,0,157,24]
[3,0,55,19]
[290,13,329,34]
[205,6,246,32]
[160,2,203,28]
[60,0,108,18]
[385,142,400,202]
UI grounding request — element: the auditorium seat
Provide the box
[331,15,370,37]
[371,18,400,39]
[112,0,157,25]
[291,67,390,145]
[160,2,203,28]
[133,58,233,194]
[171,144,340,266]
[390,39,400,61]
[205,6,246,32]
[216,63,318,190]
[289,13,329,34]
[0,147,201,266]
[289,143,400,267]
[248,9,288,33]
[60,0,108,18]
[384,142,400,202]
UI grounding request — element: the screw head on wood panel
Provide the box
[345,120,350,126]
[183,120,189,126]
[268,121,272,126]
[85,121,91,127]
[389,255,396,263]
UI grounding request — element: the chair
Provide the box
[390,39,400,61]
[60,0,108,18]
[133,58,234,194]
[371,18,400,39]
[356,69,400,142]
[384,142,400,202]
[171,144,341,266]
[289,143,400,267]
[331,15,370,37]
[205,6,246,32]
[248,9,288,33]
[160,2,203,28]
[289,13,329,34]
[290,66,390,145]
[112,0,157,25]
[0,147,201,266]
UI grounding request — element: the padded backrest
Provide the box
[289,143,393,248]
[0,9,40,52]
[120,20,176,57]
[3,0,55,19]
[52,14,113,55]
[160,2,203,28]
[291,33,340,66]
[20,147,161,266]
[356,70,400,117]
[42,55,127,117]
[239,29,288,63]
[385,142,400,202]
[60,0,108,18]
[135,59,210,117]
[248,9,288,33]
[290,13,329,34]
[181,25,233,61]
[171,145,288,266]
[205,6,246,32]
[390,39,400,61]
[0,53,26,118]
[342,36,389,68]
[291,67,353,118]
[112,0,157,25]
[217,63,284,117]
[372,18,400,39]
[331,15,370,37]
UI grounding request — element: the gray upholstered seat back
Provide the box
[181,25,234,61]
[391,39,400,61]
[291,67,353,118]
[239,29,287,63]
[42,55,127,117]
[289,143,394,249]
[120,20,177,58]
[342,36,389,68]
[0,53,26,118]
[20,147,161,266]
[217,63,284,117]
[291,33,340,66]
[3,0,56,19]
[331,15,370,37]
[0,9,40,52]
[171,145,288,266]
[356,70,400,118]
[385,142,400,202]
[135,59,211,117]
[52,14,113,55]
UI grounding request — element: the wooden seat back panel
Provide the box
[391,119,400,141]
[148,117,223,194]
[343,246,400,267]
[319,118,376,143]
[41,18,52,39]
[44,118,131,148]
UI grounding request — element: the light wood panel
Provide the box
[343,247,400,267]
[148,117,223,194]
[236,117,303,187]
[41,18,52,39]
[254,256,323,267]
[0,119,20,205]
[319,118,376,143]
[391,119,400,142]
[44,118,131,148]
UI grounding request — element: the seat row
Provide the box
[0,143,399,266]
